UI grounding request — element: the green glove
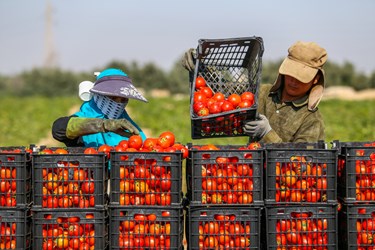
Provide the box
[243,114,272,140]
[66,117,139,139]
[182,48,196,72]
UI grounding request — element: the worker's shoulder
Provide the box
[259,83,273,94]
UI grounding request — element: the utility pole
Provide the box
[43,0,58,68]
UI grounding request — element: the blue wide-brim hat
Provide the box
[90,68,148,103]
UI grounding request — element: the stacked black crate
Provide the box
[336,141,375,249]
[0,147,32,249]
[32,147,108,249]
[264,142,338,250]
[109,150,185,249]
[186,145,264,249]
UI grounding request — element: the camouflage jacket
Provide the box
[256,84,325,143]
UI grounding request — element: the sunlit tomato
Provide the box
[200,86,214,98]
[237,193,253,204]
[157,131,175,149]
[98,144,112,158]
[128,135,143,150]
[208,102,222,114]
[228,93,242,107]
[221,100,234,112]
[193,101,206,114]
[197,107,209,116]
[142,138,158,150]
[202,179,217,193]
[54,148,68,154]
[84,147,98,154]
[195,76,207,90]
[156,193,171,205]
[241,91,255,102]
[81,179,95,194]
[235,236,250,248]
[194,91,207,104]
[160,173,171,191]
[212,92,225,102]
[238,100,253,109]
[305,189,321,202]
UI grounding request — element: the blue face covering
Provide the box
[74,99,146,147]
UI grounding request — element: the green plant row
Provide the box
[0,96,374,147]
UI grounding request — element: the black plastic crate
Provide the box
[265,205,337,250]
[109,206,184,249]
[339,203,375,249]
[187,206,261,249]
[0,208,32,249]
[32,150,108,209]
[32,208,108,249]
[110,151,183,206]
[264,142,337,205]
[187,144,264,206]
[0,147,32,208]
[335,141,375,203]
[190,36,264,139]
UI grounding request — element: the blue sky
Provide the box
[1,0,375,76]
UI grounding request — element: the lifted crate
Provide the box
[190,36,264,139]
[187,206,261,249]
[32,208,108,249]
[109,206,184,249]
[0,208,32,249]
[0,147,32,207]
[32,150,108,209]
[265,205,338,250]
[110,151,183,206]
[335,141,375,203]
[186,144,264,206]
[264,142,337,205]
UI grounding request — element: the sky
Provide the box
[1,0,375,76]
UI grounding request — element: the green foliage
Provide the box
[0,57,374,98]
[0,96,81,146]
[0,96,373,147]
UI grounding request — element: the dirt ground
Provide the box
[39,87,375,146]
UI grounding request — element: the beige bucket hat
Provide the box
[271,41,328,111]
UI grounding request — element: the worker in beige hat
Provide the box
[183,40,327,142]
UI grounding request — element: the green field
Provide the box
[0,96,374,147]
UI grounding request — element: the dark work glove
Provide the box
[243,114,272,140]
[182,48,197,72]
[66,117,139,139]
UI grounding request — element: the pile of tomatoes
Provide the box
[189,143,261,205]
[36,148,103,209]
[0,148,32,207]
[192,76,255,117]
[40,214,100,250]
[116,211,174,249]
[272,156,329,203]
[195,213,252,249]
[273,214,330,249]
[337,144,375,202]
[0,220,30,249]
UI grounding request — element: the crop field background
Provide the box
[0,96,374,147]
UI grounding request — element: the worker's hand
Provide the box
[103,119,140,137]
[243,114,272,140]
[182,48,197,72]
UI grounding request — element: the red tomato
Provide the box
[212,92,225,102]
[98,144,112,158]
[228,93,242,107]
[193,101,206,113]
[197,107,209,116]
[238,100,253,109]
[157,131,175,149]
[128,135,143,150]
[84,147,98,154]
[221,100,234,112]
[200,86,214,98]
[141,137,157,151]
[195,76,207,89]
[194,92,207,103]
[208,102,222,114]
[241,91,254,102]
[81,179,95,194]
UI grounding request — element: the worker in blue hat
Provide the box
[52,68,148,147]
